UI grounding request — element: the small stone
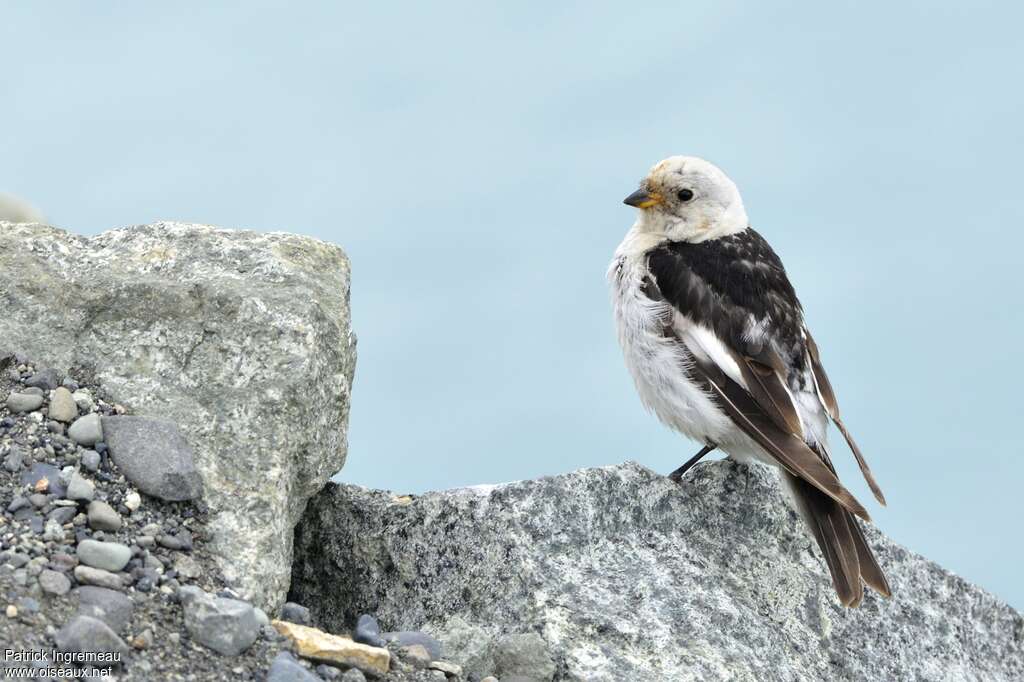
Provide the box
[481,677,499,682]
[267,652,320,682]
[86,501,122,531]
[55,615,129,658]
[68,413,103,446]
[429,661,464,677]
[354,613,386,648]
[77,539,131,572]
[48,387,78,422]
[273,621,390,676]
[254,608,270,627]
[102,416,203,500]
[7,496,29,513]
[29,493,50,508]
[316,664,342,680]
[6,604,17,618]
[74,565,125,590]
[341,670,367,682]
[25,368,61,391]
[281,601,311,625]
[135,535,155,548]
[77,586,134,631]
[183,589,260,656]
[398,644,431,669]
[173,553,202,580]
[39,569,72,596]
[80,450,101,473]
[124,491,141,512]
[62,377,79,391]
[47,506,77,525]
[66,471,95,502]
[493,633,556,682]
[382,631,443,660]
[43,518,65,541]
[131,629,153,649]
[50,552,78,572]
[72,389,95,412]
[6,392,44,413]
[2,552,30,568]
[2,447,25,472]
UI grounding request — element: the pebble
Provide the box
[74,565,126,590]
[399,644,432,669]
[80,449,101,472]
[281,601,311,625]
[6,604,18,618]
[50,552,78,572]
[38,569,72,596]
[2,447,25,472]
[67,413,103,446]
[266,652,320,682]
[47,506,77,524]
[7,496,29,513]
[181,588,260,656]
[86,500,123,531]
[54,615,129,657]
[173,553,202,579]
[124,491,141,512]
[48,387,78,422]
[6,392,44,413]
[102,416,203,500]
[341,669,368,682]
[273,621,391,677]
[20,462,67,497]
[77,586,134,632]
[429,661,464,677]
[316,664,343,680]
[354,613,386,648]
[382,630,443,660]
[71,389,94,412]
[25,368,61,391]
[65,471,96,502]
[77,539,132,572]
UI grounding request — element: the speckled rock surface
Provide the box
[291,461,1024,682]
[0,222,356,610]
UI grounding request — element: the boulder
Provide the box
[0,222,356,610]
[291,461,1024,682]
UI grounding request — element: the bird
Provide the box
[608,155,891,607]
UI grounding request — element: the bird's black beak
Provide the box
[623,188,663,209]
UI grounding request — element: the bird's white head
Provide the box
[623,156,748,243]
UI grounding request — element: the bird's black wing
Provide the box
[644,228,874,519]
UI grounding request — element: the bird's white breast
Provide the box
[608,231,737,447]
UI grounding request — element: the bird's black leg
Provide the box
[668,443,717,482]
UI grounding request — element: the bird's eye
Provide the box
[677,189,694,202]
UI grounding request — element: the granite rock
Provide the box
[291,461,1024,682]
[0,222,356,610]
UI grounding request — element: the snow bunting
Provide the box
[608,156,890,606]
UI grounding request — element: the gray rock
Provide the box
[86,500,122,531]
[493,633,555,682]
[79,449,101,472]
[280,601,311,625]
[182,588,260,656]
[267,652,319,682]
[54,615,129,658]
[3,447,26,472]
[354,613,386,647]
[292,461,1024,682]
[340,669,367,682]
[76,539,131,572]
[77,586,133,632]
[73,565,124,590]
[38,569,72,596]
[65,471,95,502]
[6,392,44,413]
[102,416,203,501]
[67,413,103,446]
[48,386,78,422]
[46,506,77,524]
[0,223,355,611]
[25,368,61,391]
[382,631,442,660]
[316,664,342,680]
[20,462,67,496]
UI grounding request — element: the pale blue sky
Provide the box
[3,2,1022,608]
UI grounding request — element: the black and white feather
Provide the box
[609,156,890,606]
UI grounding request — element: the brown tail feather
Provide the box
[786,472,891,606]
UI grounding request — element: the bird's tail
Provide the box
[784,472,892,607]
